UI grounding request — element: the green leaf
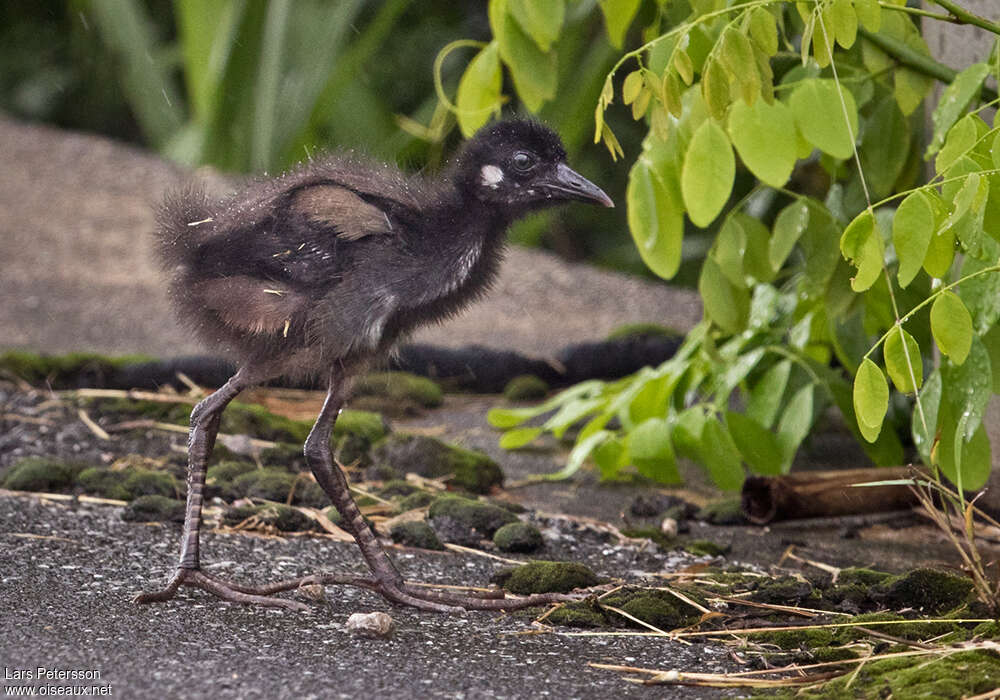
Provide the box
[935,114,979,175]
[508,0,564,52]
[702,59,731,121]
[626,157,684,279]
[622,70,643,105]
[800,201,842,297]
[884,326,923,393]
[860,96,909,198]
[726,412,783,475]
[699,417,745,490]
[699,257,750,334]
[746,359,791,428]
[598,0,641,49]
[712,215,747,286]
[912,369,941,464]
[593,438,627,479]
[942,335,992,440]
[455,42,503,138]
[831,0,857,49]
[770,200,810,270]
[499,427,543,449]
[718,30,757,102]
[776,384,814,466]
[927,62,990,160]
[789,79,859,159]
[840,209,884,292]
[854,0,881,31]
[626,418,680,483]
[487,406,544,428]
[544,398,605,438]
[682,120,735,227]
[541,430,613,480]
[892,191,935,288]
[674,50,694,86]
[728,97,797,188]
[853,358,888,442]
[931,291,973,365]
[923,226,955,279]
[490,0,557,112]
[937,405,991,491]
[748,7,778,56]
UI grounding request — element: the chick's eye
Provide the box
[511,152,535,172]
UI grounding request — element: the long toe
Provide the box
[134,568,309,612]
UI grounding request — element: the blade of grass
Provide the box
[85,0,184,148]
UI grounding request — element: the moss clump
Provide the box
[373,435,503,494]
[323,506,343,526]
[546,605,608,628]
[762,627,837,650]
[603,589,701,630]
[0,351,155,387]
[493,522,544,553]
[2,457,85,492]
[378,480,418,498]
[428,495,517,541]
[695,498,745,525]
[390,521,444,550]
[354,372,443,408]
[222,503,314,532]
[77,467,177,501]
[231,469,327,507]
[122,495,185,522]
[257,442,304,471]
[80,396,192,424]
[621,526,673,549]
[503,375,549,401]
[205,461,255,500]
[398,491,435,511]
[606,323,680,341]
[876,568,975,614]
[334,409,389,444]
[750,576,816,605]
[771,650,1000,699]
[839,567,893,587]
[496,560,599,595]
[683,539,730,557]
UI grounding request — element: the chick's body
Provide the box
[157,156,507,377]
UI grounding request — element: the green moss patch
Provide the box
[494,560,599,595]
[398,491,435,511]
[683,539,730,557]
[493,522,543,553]
[875,568,975,615]
[764,650,1000,699]
[77,466,178,501]
[221,503,315,532]
[503,375,549,401]
[231,469,327,508]
[2,457,87,492]
[0,351,155,387]
[427,495,517,542]
[389,521,444,550]
[373,435,503,494]
[354,372,443,408]
[121,495,185,522]
[695,497,745,525]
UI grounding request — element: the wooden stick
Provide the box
[741,467,922,524]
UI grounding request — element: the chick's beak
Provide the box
[543,163,615,207]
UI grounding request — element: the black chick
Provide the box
[137,120,613,613]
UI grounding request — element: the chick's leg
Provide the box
[135,368,308,611]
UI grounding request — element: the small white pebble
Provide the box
[345,611,395,638]
[660,517,678,538]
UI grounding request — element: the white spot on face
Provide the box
[480,164,504,189]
